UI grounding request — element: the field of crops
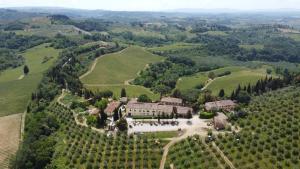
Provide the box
[0,44,60,116]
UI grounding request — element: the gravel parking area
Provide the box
[127,115,213,134]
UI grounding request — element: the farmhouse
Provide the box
[205,100,236,112]
[213,112,228,130]
[105,101,121,116]
[126,102,192,118]
[161,97,183,106]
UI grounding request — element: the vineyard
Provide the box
[49,103,167,169]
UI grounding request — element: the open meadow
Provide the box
[81,46,162,99]
[85,84,160,101]
[81,46,163,84]
[176,66,271,95]
[206,67,270,95]
[0,44,61,116]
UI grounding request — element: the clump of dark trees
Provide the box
[0,49,24,71]
[0,31,47,51]
[0,31,48,71]
[133,56,198,95]
[230,69,299,104]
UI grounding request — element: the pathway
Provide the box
[57,89,104,133]
[79,48,127,80]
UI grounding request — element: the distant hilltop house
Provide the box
[205,100,236,112]
[104,101,121,116]
[213,112,228,130]
[126,97,192,118]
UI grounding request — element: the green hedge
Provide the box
[199,111,215,119]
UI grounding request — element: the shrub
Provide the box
[199,111,215,119]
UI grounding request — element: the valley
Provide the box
[0,6,299,169]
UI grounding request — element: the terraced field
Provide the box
[0,44,61,116]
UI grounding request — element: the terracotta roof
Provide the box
[175,106,192,115]
[214,113,228,130]
[205,100,236,110]
[105,101,121,113]
[161,97,182,104]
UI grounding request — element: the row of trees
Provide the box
[229,69,299,104]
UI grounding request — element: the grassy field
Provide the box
[176,73,209,90]
[0,44,60,116]
[86,85,160,101]
[202,31,228,36]
[147,43,200,52]
[81,46,163,84]
[176,66,249,91]
[206,67,269,95]
[176,66,271,96]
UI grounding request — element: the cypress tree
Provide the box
[121,88,126,97]
[218,89,225,98]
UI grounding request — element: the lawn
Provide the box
[86,85,160,101]
[81,46,163,85]
[0,44,61,116]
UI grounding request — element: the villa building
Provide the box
[126,102,192,118]
[205,100,236,112]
